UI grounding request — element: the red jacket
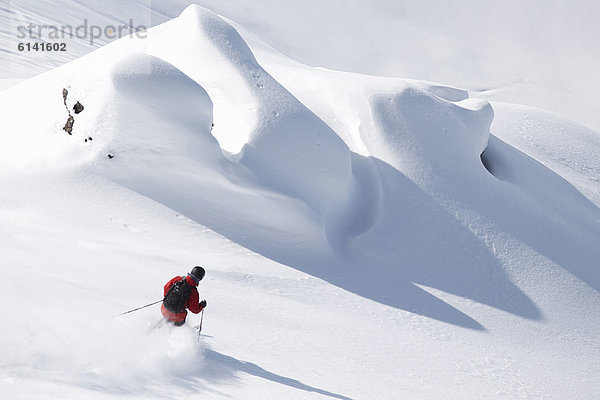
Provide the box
[160,275,203,323]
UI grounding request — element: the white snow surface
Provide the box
[3,0,600,134]
[1,4,599,400]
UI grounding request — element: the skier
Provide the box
[161,266,207,326]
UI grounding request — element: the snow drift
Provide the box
[2,1,599,328]
[1,4,599,399]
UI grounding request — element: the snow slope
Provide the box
[1,4,599,399]
[3,0,600,134]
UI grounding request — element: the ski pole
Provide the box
[120,299,163,315]
[197,309,205,341]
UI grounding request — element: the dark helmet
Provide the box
[190,266,205,281]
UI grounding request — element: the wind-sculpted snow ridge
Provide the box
[146,6,358,234]
[366,88,492,189]
[93,6,513,278]
[51,5,373,255]
[0,4,493,249]
[2,4,599,332]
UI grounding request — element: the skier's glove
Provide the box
[200,300,207,309]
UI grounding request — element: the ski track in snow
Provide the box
[1,3,599,400]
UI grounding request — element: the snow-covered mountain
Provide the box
[3,0,600,133]
[1,3,599,399]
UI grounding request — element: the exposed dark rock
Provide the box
[63,115,74,134]
[61,88,85,134]
[73,101,84,114]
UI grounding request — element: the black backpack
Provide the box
[163,278,193,313]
